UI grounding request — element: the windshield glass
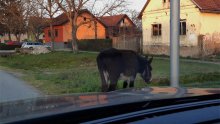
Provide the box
[0,0,220,122]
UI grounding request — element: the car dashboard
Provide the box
[0,87,219,124]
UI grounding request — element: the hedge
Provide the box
[77,39,112,51]
[0,43,21,50]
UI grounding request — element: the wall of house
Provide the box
[0,34,28,43]
[107,17,135,38]
[142,0,200,46]
[141,0,220,57]
[199,13,220,54]
[62,22,72,42]
[26,32,44,42]
[63,13,106,42]
[119,17,133,27]
[44,26,64,42]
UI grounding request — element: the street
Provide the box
[0,70,42,102]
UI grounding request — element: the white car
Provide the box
[21,42,50,49]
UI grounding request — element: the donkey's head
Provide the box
[141,56,153,83]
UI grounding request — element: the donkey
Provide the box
[97,48,153,92]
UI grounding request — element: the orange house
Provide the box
[43,10,107,42]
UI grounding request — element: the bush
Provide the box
[0,43,5,46]
[77,39,112,52]
[0,43,21,50]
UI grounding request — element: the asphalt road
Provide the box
[0,70,42,103]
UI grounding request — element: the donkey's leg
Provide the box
[129,75,136,88]
[123,81,128,88]
[102,82,108,92]
[108,83,117,91]
[100,70,109,92]
[108,74,119,92]
[129,81,134,88]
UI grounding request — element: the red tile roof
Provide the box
[138,0,220,19]
[100,14,126,27]
[43,9,106,27]
[192,0,220,12]
[52,13,68,26]
[100,14,135,27]
[50,9,89,26]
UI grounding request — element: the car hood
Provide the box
[0,87,219,123]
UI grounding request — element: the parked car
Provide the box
[6,41,22,46]
[21,42,51,49]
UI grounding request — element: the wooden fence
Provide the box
[112,34,142,53]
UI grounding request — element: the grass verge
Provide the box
[0,51,219,95]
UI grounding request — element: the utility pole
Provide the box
[170,0,180,87]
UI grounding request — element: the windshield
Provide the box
[0,0,220,122]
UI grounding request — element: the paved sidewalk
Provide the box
[0,70,42,103]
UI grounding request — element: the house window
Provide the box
[152,24,162,36]
[180,20,186,35]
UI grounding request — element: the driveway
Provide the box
[0,70,43,103]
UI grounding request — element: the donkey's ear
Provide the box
[149,57,153,64]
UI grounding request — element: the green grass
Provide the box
[0,52,97,70]
[0,51,220,95]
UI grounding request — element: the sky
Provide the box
[127,0,147,12]
[90,0,147,13]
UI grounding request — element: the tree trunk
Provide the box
[94,21,97,39]
[71,25,78,53]
[27,28,31,40]
[8,31,12,41]
[35,34,40,42]
[15,33,21,42]
[49,23,55,51]
[70,14,78,53]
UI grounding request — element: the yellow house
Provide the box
[138,0,220,57]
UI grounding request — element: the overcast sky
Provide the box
[127,0,147,12]
[89,0,147,13]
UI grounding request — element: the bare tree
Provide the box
[28,15,46,42]
[35,0,60,50]
[92,0,127,16]
[13,0,31,42]
[0,0,24,41]
[0,0,35,42]
[127,10,142,32]
[27,1,46,42]
[55,0,127,53]
[0,0,13,41]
